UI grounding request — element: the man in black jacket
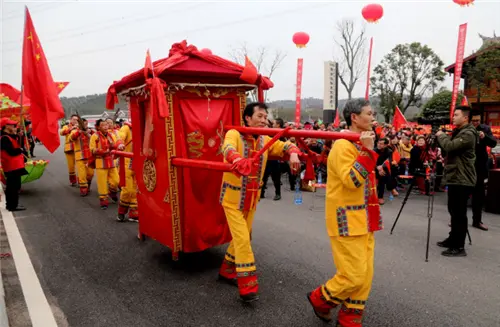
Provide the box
[374,138,392,205]
[470,112,497,231]
[436,106,477,257]
[0,118,28,211]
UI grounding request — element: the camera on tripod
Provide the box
[417,110,452,146]
[417,110,450,133]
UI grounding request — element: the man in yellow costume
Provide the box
[70,118,94,196]
[218,102,301,303]
[307,99,382,327]
[116,121,138,222]
[90,119,124,209]
[59,116,78,186]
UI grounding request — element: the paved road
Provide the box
[3,143,500,327]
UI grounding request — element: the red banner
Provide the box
[295,58,304,127]
[365,37,374,100]
[450,23,468,123]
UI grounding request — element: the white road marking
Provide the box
[0,188,58,327]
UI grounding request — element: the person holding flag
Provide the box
[1,118,28,212]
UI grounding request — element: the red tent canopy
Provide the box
[106,40,274,109]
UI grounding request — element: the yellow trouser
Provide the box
[76,160,94,188]
[322,233,375,310]
[65,152,76,176]
[223,206,256,275]
[119,167,137,208]
[96,168,119,200]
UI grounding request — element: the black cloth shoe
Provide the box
[240,293,259,303]
[472,223,488,231]
[441,248,467,257]
[217,274,237,287]
[273,195,281,201]
[437,239,451,248]
[7,206,26,212]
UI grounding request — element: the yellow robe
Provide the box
[117,124,137,216]
[70,129,94,190]
[320,139,381,311]
[219,129,298,284]
[325,139,382,237]
[59,125,76,183]
[219,129,296,210]
[89,132,120,202]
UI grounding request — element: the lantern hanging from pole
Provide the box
[200,48,212,55]
[453,0,474,6]
[292,32,310,48]
[361,4,384,23]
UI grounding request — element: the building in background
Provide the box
[444,33,500,128]
[323,61,338,124]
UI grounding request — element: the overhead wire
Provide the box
[4,2,331,68]
[3,2,203,48]
[3,2,331,69]
[2,2,71,21]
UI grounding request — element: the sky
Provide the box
[1,0,500,102]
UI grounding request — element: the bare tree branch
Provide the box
[334,19,367,99]
[228,44,287,103]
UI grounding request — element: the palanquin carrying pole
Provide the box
[114,127,359,173]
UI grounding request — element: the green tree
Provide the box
[370,42,446,122]
[464,47,500,114]
[420,90,464,118]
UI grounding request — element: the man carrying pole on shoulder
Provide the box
[90,119,124,209]
[307,98,382,327]
[60,116,78,186]
[218,102,302,303]
[116,120,138,222]
[70,117,94,196]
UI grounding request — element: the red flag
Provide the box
[450,23,468,123]
[392,149,401,165]
[392,106,408,131]
[460,95,469,106]
[22,7,65,153]
[55,81,69,94]
[239,56,258,84]
[333,108,340,128]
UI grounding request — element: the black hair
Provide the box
[378,138,389,145]
[242,102,267,127]
[70,114,79,119]
[343,98,371,127]
[470,110,481,121]
[95,119,105,128]
[455,105,471,120]
[275,118,284,128]
[82,118,87,122]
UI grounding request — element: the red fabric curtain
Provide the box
[177,97,233,252]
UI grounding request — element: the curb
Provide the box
[0,209,10,327]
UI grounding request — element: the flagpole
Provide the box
[19,6,31,159]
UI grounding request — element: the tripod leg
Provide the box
[390,178,414,234]
[425,174,436,262]
[467,229,472,245]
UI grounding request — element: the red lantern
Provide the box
[200,48,212,55]
[292,32,310,48]
[453,0,474,6]
[362,4,384,23]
